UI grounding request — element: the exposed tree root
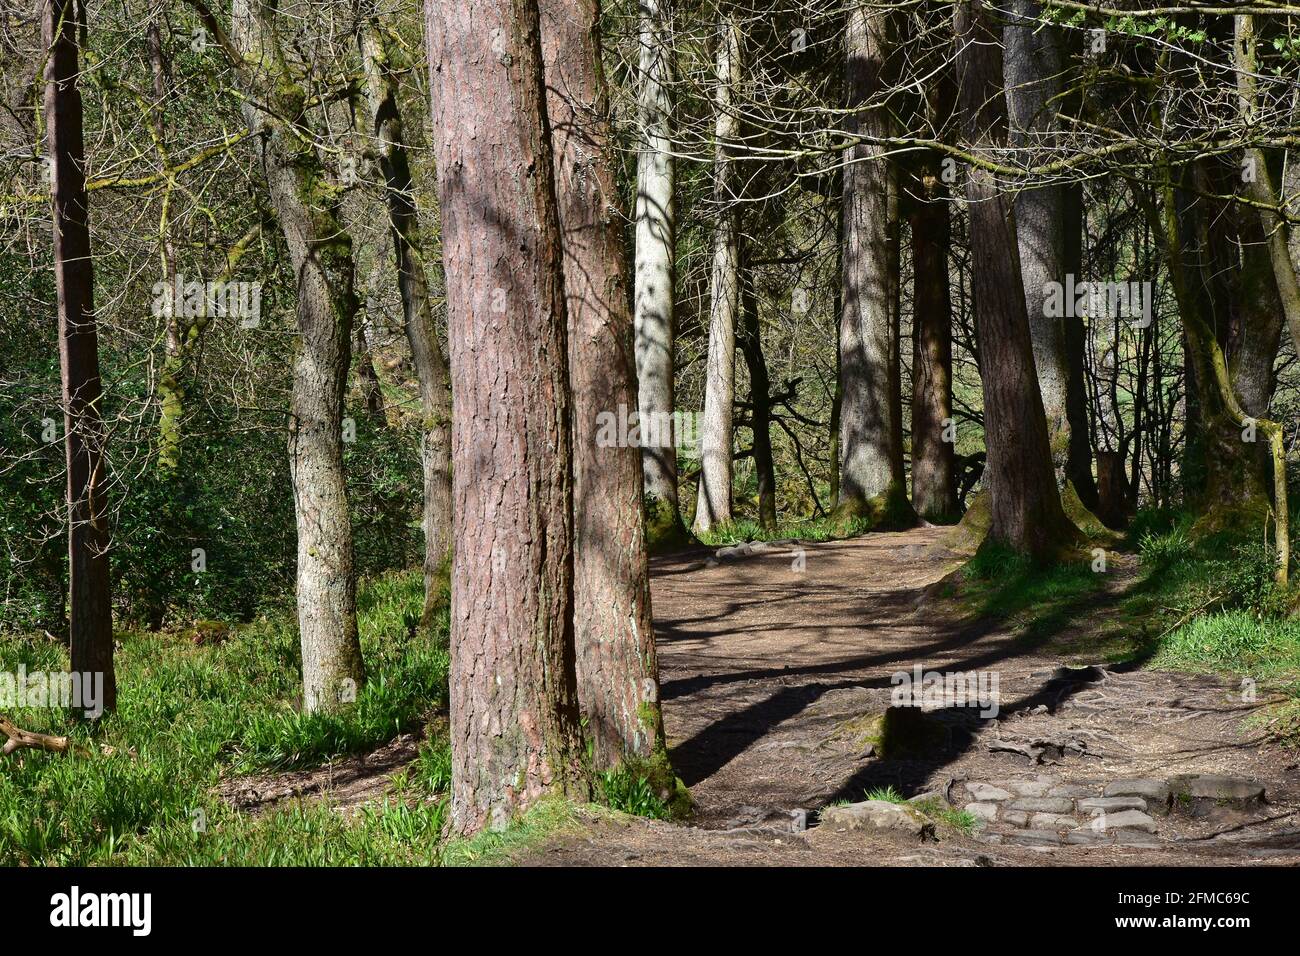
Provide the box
[0,713,73,756]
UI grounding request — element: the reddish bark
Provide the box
[427,0,587,833]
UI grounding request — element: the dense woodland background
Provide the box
[3,0,1300,854]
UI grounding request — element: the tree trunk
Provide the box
[537,0,668,775]
[837,3,910,524]
[1061,182,1098,508]
[230,0,363,712]
[909,161,958,523]
[426,0,587,834]
[1004,1,1073,475]
[955,0,1078,560]
[634,0,686,546]
[1152,158,1288,582]
[1227,209,1284,419]
[149,18,184,476]
[354,322,386,424]
[1235,14,1300,363]
[738,248,776,529]
[360,22,453,623]
[45,0,115,713]
[694,12,741,534]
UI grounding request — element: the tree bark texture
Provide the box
[45,0,116,712]
[230,0,364,712]
[694,11,741,533]
[426,0,588,833]
[538,0,667,772]
[955,0,1078,559]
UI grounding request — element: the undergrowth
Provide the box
[0,569,452,865]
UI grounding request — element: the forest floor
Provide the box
[515,528,1300,866]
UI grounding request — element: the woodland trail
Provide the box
[523,528,1300,866]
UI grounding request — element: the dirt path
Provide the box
[523,528,1300,866]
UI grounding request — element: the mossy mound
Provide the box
[644,495,695,553]
[841,707,952,760]
[941,490,991,556]
[829,480,916,533]
[1061,481,1122,546]
[1188,495,1272,541]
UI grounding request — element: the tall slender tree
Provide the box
[955,0,1078,559]
[360,19,453,623]
[1004,2,1072,473]
[909,159,957,522]
[634,0,687,546]
[45,0,115,712]
[189,0,367,711]
[836,2,911,525]
[738,250,776,529]
[695,9,741,533]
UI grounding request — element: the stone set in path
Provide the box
[965,773,1266,847]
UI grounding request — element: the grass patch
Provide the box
[864,785,903,803]
[0,569,450,866]
[439,797,589,867]
[956,544,1105,646]
[1113,510,1300,746]
[1148,612,1300,675]
[693,514,875,548]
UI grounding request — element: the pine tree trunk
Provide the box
[633,0,685,546]
[955,0,1078,560]
[1004,1,1072,474]
[230,0,363,712]
[426,0,588,833]
[537,0,667,774]
[909,161,958,522]
[694,12,741,534]
[837,3,909,524]
[45,0,115,713]
[360,23,453,622]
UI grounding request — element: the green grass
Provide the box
[693,513,876,548]
[1114,511,1300,745]
[1150,612,1300,675]
[439,797,588,867]
[956,543,1105,646]
[864,785,904,803]
[931,805,980,835]
[598,765,673,820]
[0,569,451,865]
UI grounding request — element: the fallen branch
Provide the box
[0,713,72,756]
